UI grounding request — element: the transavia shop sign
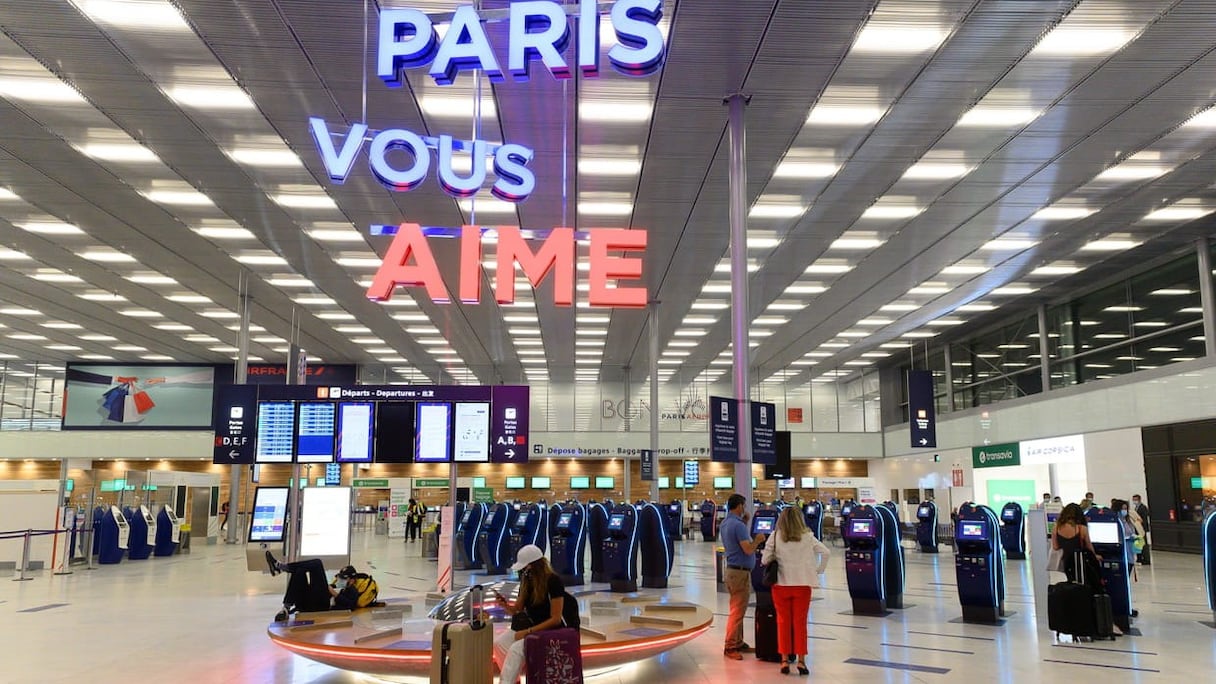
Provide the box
[972,442,1021,469]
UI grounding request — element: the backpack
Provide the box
[335,573,379,610]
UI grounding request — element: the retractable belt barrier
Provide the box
[1,528,74,582]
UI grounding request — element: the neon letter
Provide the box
[309,118,367,184]
[491,143,536,202]
[589,228,647,307]
[459,225,483,303]
[578,0,601,77]
[496,227,574,306]
[437,136,488,198]
[508,1,571,82]
[431,6,504,85]
[367,223,449,303]
[608,0,665,77]
[368,129,430,191]
[377,9,439,87]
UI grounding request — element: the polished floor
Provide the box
[1,530,1210,683]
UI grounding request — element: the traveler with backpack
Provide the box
[265,553,379,621]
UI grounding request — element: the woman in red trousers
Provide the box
[761,506,830,675]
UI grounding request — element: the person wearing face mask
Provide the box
[720,493,767,660]
[492,544,580,684]
[1132,495,1151,565]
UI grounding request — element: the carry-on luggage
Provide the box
[1047,551,1115,640]
[753,596,782,662]
[430,585,494,684]
[524,627,584,684]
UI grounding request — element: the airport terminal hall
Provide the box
[10,0,1216,682]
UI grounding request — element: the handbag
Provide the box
[1045,547,1064,573]
[762,558,780,587]
[511,611,535,632]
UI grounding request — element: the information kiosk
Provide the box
[999,502,1026,560]
[1086,508,1133,632]
[588,502,611,583]
[749,509,779,594]
[550,503,587,586]
[874,504,905,609]
[455,502,487,570]
[638,503,674,589]
[478,503,511,575]
[842,505,890,615]
[602,505,640,593]
[506,503,546,568]
[664,502,683,541]
[154,505,181,557]
[916,501,939,553]
[699,500,717,541]
[127,505,156,560]
[1204,510,1216,619]
[98,505,129,565]
[803,501,823,540]
[954,503,1006,624]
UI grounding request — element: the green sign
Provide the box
[472,487,495,503]
[1192,476,1204,489]
[65,478,74,492]
[986,479,1037,511]
[972,442,1020,469]
[414,478,451,488]
[352,479,390,488]
[472,477,487,488]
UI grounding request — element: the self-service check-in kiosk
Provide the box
[478,503,511,575]
[999,502,1026,560]
[547,503,563,544]
[506,503,546,568]
[98,505,129,565]
[874,504,905,609]
[881,501,900,525]
[803,501,823,540]
[639,503,674,588]
[127,505,156,560]
[154,505,181,557]
[749,509,779,595]
[843,505,891,615]
[665,502,683,541]
[550,503,587,586]
[1086,508,1133,632]
[699,500,717,541]
[1204,510,1216,621]
[955,503,1006,624]
[455,502,487,570]
[602,505,640,593]
[916,501,939,553]
[588,502,610,583]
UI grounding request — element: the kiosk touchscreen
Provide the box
[915,501,939,553]
[602,505,640,593]
[999,502,1026,560]
[803,501,823,540]
[1085,508,1134,631]
[506,503,545,569]
[608,514,625,531]
[954,503,1006,624]
[754,516,776,535]
[842,506,891,615]
[558,512,574,528]
[638,503,674,588]
[551,504,587,586]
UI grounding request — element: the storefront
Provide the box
[1143,419,1216,553]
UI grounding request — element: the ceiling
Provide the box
[0,0,1215,395]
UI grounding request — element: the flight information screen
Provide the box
[255,402,295,463]
[295,402,336,463]
[336,402,374,463]
[414,402,452,463]
[453,402,490,462]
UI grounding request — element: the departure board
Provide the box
[255,402,295,463]
[453,402,490,462]
[414,402,452,462]
[295,402,336,463]
[336,402,374,463]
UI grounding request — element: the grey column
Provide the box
[725,93,753,514]
[623,369,631,502]
[286,329,303,560]
[1037,305,1051,394]
[1198,239,1216,358]
[649,302,660,504]
[943,345,955,413]
[225,291,252,545]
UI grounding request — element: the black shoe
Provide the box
[797,663,809,676]
[265,550,280,576]
[780,664,790,675]
[1131,609,1139,618]
[274,609,288,622]
[737,642,753,652]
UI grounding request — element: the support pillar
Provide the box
[725,93,753,514]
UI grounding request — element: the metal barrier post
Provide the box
[13,529,33,582]
[54,526,73,576]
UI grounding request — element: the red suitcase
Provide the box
[524,628,584,684]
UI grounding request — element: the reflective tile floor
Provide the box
[1,532,1211,683]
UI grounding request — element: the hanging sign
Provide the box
[907,370,937,448]
[709,396,739,462]
[640,450,656,481]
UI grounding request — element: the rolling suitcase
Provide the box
[753,596,782,662]
[430,585,494,684]
[1047,552,1114,640]
[524,627,584,684]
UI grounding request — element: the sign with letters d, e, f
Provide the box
[907,370,936,449]
[709,396,739,462]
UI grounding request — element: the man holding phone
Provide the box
[720,493,766,660]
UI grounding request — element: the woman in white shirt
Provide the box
[762,506,830,675]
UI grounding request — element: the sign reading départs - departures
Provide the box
[308,1,667,309]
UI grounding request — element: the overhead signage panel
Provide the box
[640,450,655,481]
[490,385,530,463]
[709,396,739,463]
[972,442,1021,469]
[907,370,937,448]
[751,401,777,465]
[212,384,258,464]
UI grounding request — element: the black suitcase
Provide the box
[1048,552,1115,640]
[753,598,782,662]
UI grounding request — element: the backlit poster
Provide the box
[63,364,215,429]
[336,402,375,463]
[453,402,490,462]
[414,402,453,463]
[299,486,352,558]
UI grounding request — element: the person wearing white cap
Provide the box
[492,544,580,683]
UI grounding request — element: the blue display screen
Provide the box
[753,517,775,534]
[608,514,625,530]
[959,521,986,539]
[557,513,573,528]
[295,402,336,463]
[849,519,874,538]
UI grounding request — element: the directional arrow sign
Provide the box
[919,439,928,446]
[504,449,516,460]
[907,370,937,448]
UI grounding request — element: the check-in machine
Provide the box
[455,502,488,570]
[478,503,511,575]
[954,503,1006,624]
[550,503,587,586]
[154,505,181,557]
[638,503,674,588]
[664,502,683,541]
[749,508,780,594]
[127,505,156,560]
[602,505,640,593]
[699,499,717,541]
[843,505,892,615]
[98,505,129,565]
[874,504,905,609]
[999,502,1026,560]
[1204,510,1216,619]
[506,503,546,568]
[1086,507,1133,632]
[547,503,563,544]
[881,501,900,526]
[803,501,823,540]
[916,501,939,553]
[588,502,610,583]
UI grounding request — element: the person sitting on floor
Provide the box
[265,552,378,621]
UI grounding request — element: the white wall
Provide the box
[0,430,211,460]
[1083,428,1147,508]
[867,447,971,520]
[0,484,59,567]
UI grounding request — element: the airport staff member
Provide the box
[720,493,766,660]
